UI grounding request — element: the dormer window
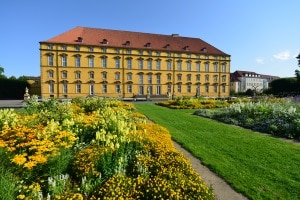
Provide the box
[77,37,83,42]
[164,44,170,49]
[184,46,189,51]
[125,41,130,46]
[102,39,108,44]
[201,47,207,52]
[146,42,151,48]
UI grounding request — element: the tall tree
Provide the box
[0,66,7,79]
[295,53,300,81]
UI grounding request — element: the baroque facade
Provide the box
[40,27,231,99]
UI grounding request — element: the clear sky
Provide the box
[1,0,299,78]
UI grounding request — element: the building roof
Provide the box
[230,70,280,82]
[41,26,229,56]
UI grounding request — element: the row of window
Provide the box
[47,44,228,60]
[47,54,227,72]
[47,70,227,83]
[48,83,226,95]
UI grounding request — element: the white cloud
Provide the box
[273,50,291,60]
[256,58,264,64]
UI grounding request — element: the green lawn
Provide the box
[134,103,300,200]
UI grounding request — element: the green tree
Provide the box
[295,53,300,82]
[0,66,6,79]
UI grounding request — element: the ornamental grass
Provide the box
[0,97,214,199]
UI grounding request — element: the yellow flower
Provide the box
[0,140,7,147]
[17,194,25,199]
[24,161,37,169]
[11,154,27,165]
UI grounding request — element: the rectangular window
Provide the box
[89,72,94,79]
[102,73,107,80]
[115,58,120,68]
[90,84,94,95]
[156,60,161,70]
[101,47,107,53]
[167,74,172,81]
[61,45,67,50]
[75,57,80,67]
[214,63,218,72]
[139,85,144,95]
[89,57,94,67]
[196,74,200,81]
[115,49,120,54]
[115,72,120,80]
[222,85,226,93]
[139,74,143,84]
[222,64,226,72]
[187,62,191,71]
[187,74,191,81]
[196,62,200,72]
[156,85,161,95]
[48,71,54,78]
[177,74,182,81]
[187,85,191,93]
[127,84,132,93]
[127,73,132,80]
[75,72,81,79]
[62,56,67,67]
[89,47,94,52]
[75,46,80,51]
[214,85,218,93]
[205,75,209,82]
[213,75,218,82]
[102,84,107,93]
[167,60,172,71]
[63,83,68,94]
[205,63,209,72]
[49,82,54,94]
[127,59,132,69]
[148,74,152,84]
[177,85,181,93]
[62,71,67,79]
[116,85,121,93]
[148,60,152,70]
[138,60,143,69]
[76,84,81,93]
[205,85,209,93]
[167,84,172,93]
[156,74,161,84]
[102,57,107,68]
[48,55,53,66]
[222,75,226,82]
[177,62,182,71]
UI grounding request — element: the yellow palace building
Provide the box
[40,26,230,99]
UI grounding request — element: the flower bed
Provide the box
[0,97,214,199]
[156,97,231,109]
[194,98,300,140]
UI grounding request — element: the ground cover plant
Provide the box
[0,97,214,200]
[134,103,300,200]
[194,98,300,140]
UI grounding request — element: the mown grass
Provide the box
[134,103,300,200]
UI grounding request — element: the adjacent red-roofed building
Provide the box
[40,26,231,99]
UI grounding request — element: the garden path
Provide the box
[173,141,248,200]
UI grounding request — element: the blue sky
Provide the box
[0,0,299,78]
